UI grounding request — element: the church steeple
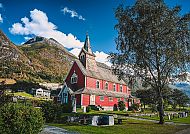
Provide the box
[78,34,97,72]
[84,33,93,55]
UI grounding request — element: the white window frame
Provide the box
[105,82,108,90]
[100,96,104,101]
[120,85,123,92]
[109,97,113,101]
[113,84,116,91]
[71,71,78,84]
[96,80,100,89]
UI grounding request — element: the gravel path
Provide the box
[40,125,79,134]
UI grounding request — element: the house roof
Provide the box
[75,59,126,85]
[73,87,135,99]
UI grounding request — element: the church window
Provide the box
[96,80,100,89]
[71,71,78,84]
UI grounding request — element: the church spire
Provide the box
[84,33,93,55]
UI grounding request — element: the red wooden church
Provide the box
[58,35,139,111]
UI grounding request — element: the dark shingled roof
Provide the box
[75,59,126,85]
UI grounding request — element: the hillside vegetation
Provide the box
[0,30,76,83]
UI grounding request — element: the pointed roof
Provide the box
[84,34,93,54]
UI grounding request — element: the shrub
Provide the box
[0,103,44,134]
[118,101,126,111]
[41,101,72,123]
[86,106,91,112]
[113,104,118,111]
[128,103,140,111]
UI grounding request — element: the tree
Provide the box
[111,0,190,124]
[118,101,126,111]
[172,89,190,109]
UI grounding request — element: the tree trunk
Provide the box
[158,92,164,124]
[144,103,145,109]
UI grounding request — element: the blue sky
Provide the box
[0,0,189,65]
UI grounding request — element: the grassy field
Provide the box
[135,115,190,124]
[48,119,190,134]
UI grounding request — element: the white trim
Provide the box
[105,81,108,90]
[109,97,113,102]
[81,94,83,106]
[85,76,86,87]
[113,83,116,91]
[96,80,100,89]
[100,96,104,101]
[120,85,123,92]
[71,71,78,84]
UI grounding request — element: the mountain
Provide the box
[169,82,190,97]
[168,72,190,97]
[0,30,77,83]
[0,30,32,80]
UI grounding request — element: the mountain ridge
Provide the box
[0,30,77,83]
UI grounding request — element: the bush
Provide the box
[86,106,91,112]
[118,101,126,111]
[113,104,118,111]
[128,103,140,111]
[0,103,44,134]
[41,101,72,123]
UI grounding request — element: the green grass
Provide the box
[135,115,190,124]
[48,119,190,134]
[13,92,33,98]
[13,92,50,101]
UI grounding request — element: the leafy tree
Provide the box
[171,89,190,109]
[118,101,126,111]
[0,103,44,134]
[111,0,190,124]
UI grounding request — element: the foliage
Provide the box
[171,89,190,109]
[118,101,126,111]
[86,106,91,113]
[11,80,41,93]
[41,101,72,123]
[111,0,190,124]
[0,93,13,106]
[113,104,118,111]
[128,103,140,111]
[0,30,76,83]
[0,103,44,134]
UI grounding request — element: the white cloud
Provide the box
[0,14,3,23]
[69,48,111,66]
[9,9,83,49]
[94,51,111,66]
[61,7,85,21]
[0,3,3,8]
[9,9,110,66]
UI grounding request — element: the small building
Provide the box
[58,34,139,111]
[33,88,51,99]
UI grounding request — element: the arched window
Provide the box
[105,82,108,90]
[96,80,100,89]
[120,85,123,92]
[113,84,116,91]
[71,71,78,84]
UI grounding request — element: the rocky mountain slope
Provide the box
[0,30,77,83]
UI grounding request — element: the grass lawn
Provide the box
[48,119,190,134]
[13,92,33,98]
[135,115,190,124]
